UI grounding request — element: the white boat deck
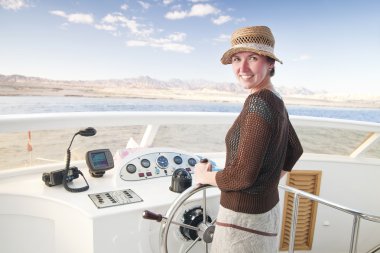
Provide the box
[0,112,379,253]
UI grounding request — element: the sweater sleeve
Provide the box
[216,96,272,191]
[283,120,303,171]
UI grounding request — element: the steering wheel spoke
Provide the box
[202,188,207,224]
[184,237,201,253]
[170,220,200,231]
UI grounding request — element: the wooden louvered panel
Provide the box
[280,170,322,251]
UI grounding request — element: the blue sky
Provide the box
[1,0,379,94]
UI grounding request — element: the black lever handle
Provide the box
[142,210,163,222]
[200,158,208,163]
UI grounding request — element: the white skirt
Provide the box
[211,203,280,253]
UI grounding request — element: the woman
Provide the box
[194,26,303,252]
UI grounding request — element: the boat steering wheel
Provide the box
[143,184,218,253]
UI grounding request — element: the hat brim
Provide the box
[220,47,283,65]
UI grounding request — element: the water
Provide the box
[1,96,379,123]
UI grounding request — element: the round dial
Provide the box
[173,155,183,165]
[141,159,151,168]
[126,164,137,174]
[156,155,169,169]
[188,158,197,167]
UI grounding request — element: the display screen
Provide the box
[91,152,109,169]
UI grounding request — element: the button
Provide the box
[146,172,152,176]
[138,173,145,177]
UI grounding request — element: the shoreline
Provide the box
[1,91,380,109]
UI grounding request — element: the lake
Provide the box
[1,96,379,123]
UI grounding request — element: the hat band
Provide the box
[232,43,274,54]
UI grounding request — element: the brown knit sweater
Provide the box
[215,89,303,214]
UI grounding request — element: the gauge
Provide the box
[156,155,169,169]
[173,155,183,165]
[188,158,197,167]
[126,164,137,174]
[141,159,151,168]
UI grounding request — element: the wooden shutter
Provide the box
[280,170,322,251]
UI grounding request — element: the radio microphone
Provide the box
[63,127,97,192]
[78,127,97,137]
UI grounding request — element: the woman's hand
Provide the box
[194,161,217,186]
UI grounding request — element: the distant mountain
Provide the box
[2,74,379,107]
[0,73,313,95]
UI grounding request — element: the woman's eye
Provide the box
[232,57,240,62]
[248,56,257,61]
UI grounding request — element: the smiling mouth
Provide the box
[239,75,253,80]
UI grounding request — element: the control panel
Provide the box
[116,148,201,181]
[88,189,143,208]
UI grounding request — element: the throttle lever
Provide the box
[142,210,163,222]
[200,158,208,163]
[142,210,200,231]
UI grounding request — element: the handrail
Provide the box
[366,244,380,253]
[1,112,380,132]
[278,184,380,253]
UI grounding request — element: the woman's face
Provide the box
[231,51,273,92]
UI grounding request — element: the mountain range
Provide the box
[0,74,379,108]
[0,74,315,95]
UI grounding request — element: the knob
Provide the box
[200,158,208,163]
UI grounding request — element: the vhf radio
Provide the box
[42,167,80,187]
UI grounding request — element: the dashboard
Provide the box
[116,148,201,181]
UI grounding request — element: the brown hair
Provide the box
[267,57,275,77]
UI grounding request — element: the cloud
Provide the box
[212,15,231,25]
[126,32,194,53]
[101,13,153,36]
[160,43,193,53]
[293,54,311,61]
[102,13,138,33]
[49,6,193,54]
[50,10,94,25]
[214,34,230,42]
[165,10,187,19]
[94,24,117,32]
[120,4,128,11]
[235,17,246,23]
[189,3,218,16]
[165,3,219,20]
[50,10,65,17]
[162,0,173,5]
[126,40,148,47]
[138,1,150,10]
[167,32,186,42]
[0,0,27,10]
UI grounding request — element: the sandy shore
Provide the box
[1,85,380,108]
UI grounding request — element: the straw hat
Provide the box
[220,26,282,65]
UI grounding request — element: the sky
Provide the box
[1,0,380,94]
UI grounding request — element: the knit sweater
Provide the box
[215,89,303,214]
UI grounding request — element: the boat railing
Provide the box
[366,244,380,253]
[1,111,379,159]
[279,184,380,253]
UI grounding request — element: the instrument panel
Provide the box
[117,148,201,181]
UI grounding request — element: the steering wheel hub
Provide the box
[180,206,213,241]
